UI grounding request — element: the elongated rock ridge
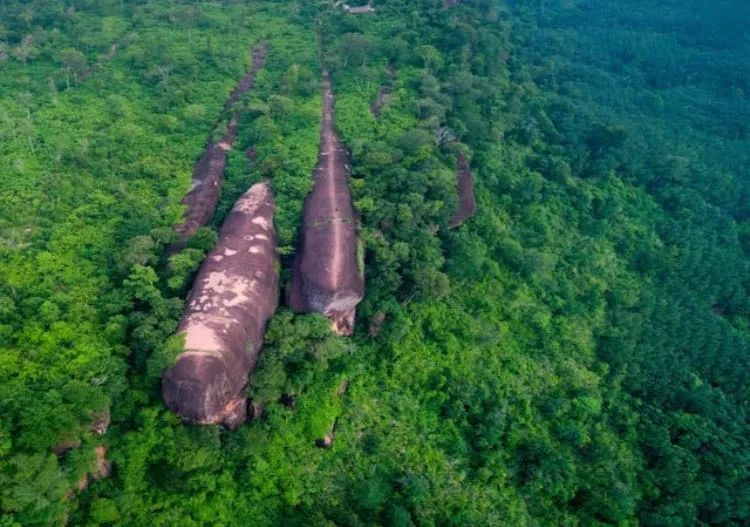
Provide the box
[172,42,267,248]
[289,70,364,335]
[163,182,278,428]
[449,151,476,228]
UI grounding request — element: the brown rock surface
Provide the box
[52,439,81,457]
[449,151,476,228]
[163,182,279,428]
[368,312,386,337]
[371,64,395,118]
[90,408,110,436]
[172,42,268,247]
[289,71,364,335]
[371,86,391,118]
[74,445,112,493]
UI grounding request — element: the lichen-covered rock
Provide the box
[289,70,364,335]
[163,182,278,428]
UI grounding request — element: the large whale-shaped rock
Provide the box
[163,182,278,428]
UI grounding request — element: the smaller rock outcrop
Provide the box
[76,446,112,492]
[173,116,239,245]
[90,408,110,436]
[315,379,349,449]
[52,408,110,456]
[163,182,279,428]
[368,312,386,337]
[449,151,476,228]
[66,445,112,499]
[171,42,267,249]
[371,64,395,118]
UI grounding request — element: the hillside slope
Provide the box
[0,1,748,525]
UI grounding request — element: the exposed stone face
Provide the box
[173,118,238,245]
[74,445,112,494]
[369,312,386,337]
[371,64,395,119]
[52,409,110,457]
[250,400,266,420]
[449,151,476,228]
[289,71,364,335]
[226,41,267,109]
[171,42,267,248]
[91,408,110,436]
[370,86,391,118]
[52,439,81,457]
[163,182,278,428]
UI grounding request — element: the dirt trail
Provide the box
[289,70,364,335]
[172,42,268,248]
[449,151,476,228]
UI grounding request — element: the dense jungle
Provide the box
[0,0,748,525]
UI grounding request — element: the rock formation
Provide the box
[371,64,395,118]
[52,409,110,456]
[289,70,364,335]
[449,151,476,228]
[314,379,349,449]
[172,42,267,248]
[368,312,386,337]
[163,182,278,428]
[173,117,238,245]
[75,446,112,493]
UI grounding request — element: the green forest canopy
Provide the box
[0,0,748,525]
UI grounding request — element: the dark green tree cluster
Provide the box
[1,0,748,525]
